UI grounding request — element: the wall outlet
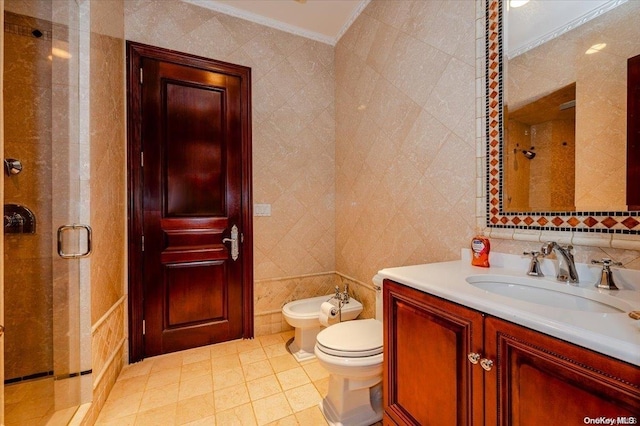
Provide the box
[254,203,271,217]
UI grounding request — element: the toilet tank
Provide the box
[373,274,384,321]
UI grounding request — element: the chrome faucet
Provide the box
[541,241,579,284]
[333,284,350,304]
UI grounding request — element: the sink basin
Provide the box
[466,275,630,313]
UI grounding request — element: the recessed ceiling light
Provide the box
[585,43,606,54]
[510,0,530,7]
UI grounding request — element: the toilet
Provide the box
[314,276,384,426]
[282,295,363,361]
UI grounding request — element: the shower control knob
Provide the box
[4,158,22,175]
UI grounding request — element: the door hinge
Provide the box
[140,67,143,84]
[142,235,145,252]
[142,320,146,335]
[141,151,144,167]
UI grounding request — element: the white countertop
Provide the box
[376,250,640,366]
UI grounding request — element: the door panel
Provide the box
[127,42,253,361]
[165,261,226,326]
[165,81,225,216]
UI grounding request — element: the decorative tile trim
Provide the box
[484,0,640,235]
[91,296,126,390]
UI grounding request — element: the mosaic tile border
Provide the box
[484,0,640,235]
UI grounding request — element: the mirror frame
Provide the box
[484,0,640,234]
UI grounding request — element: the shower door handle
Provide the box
[57,224,92,259]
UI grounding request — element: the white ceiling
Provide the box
[182,0,370,45]
[507,0,625,58]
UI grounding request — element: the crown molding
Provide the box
[182,0,347,45]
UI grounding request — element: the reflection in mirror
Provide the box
[484,0,640,234]
[505,83,576,211]
[504,0,639,212]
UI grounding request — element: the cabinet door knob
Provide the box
[467,352,481,364]
[480,358,494,371]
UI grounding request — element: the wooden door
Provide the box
[383,280,485,425]
[127,42,253,361]
[628,53,640,209]
[484,317,640,426]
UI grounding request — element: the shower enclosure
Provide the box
[3,0,90,424]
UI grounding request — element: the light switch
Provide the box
[254,203,271,216]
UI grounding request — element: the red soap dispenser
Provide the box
[471,230,490,267]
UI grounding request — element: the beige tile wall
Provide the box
[335,0,478,285]
[89,17,125,325]
[87,0,126,423]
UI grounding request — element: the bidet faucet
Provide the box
[333,284,351,304]
[541,241,579,283]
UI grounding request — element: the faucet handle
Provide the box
[591,258,622,268]
[523,250,544,277]
[591,258,622,290]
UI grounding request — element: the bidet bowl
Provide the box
[282,295,363,329]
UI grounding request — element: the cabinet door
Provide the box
[485,317,640,426]
[384,280,485,425]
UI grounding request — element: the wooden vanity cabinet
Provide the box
[485,317,640,425]
[383,280,640,426]
[383,280,485,425]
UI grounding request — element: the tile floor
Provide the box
[96,331,339,425]
[4,378,78,425]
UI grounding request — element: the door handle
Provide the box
[223,224,239,261]
[57,224,92,259]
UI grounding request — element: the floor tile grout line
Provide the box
[98,331,310,424]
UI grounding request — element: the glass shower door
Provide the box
[3,0,86,424]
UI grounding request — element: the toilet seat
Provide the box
[316,319,383,357]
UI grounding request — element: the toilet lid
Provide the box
[316,319,383,357]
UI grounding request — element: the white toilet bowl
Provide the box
[282,295,363,361]
[314,318,384,426]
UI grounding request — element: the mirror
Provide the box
[484,0,640,234]
[503,0,639,213]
